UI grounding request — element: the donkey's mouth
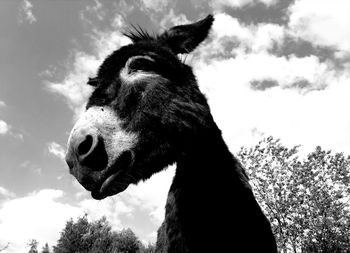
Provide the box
[91,151,133,200]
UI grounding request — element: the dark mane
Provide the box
[123,24,156,43]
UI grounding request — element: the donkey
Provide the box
[65,15,277,252]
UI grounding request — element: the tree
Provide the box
[138,242,156,253]
[53,214,143,253]
[53,214,115,253]
[112,228,142,253]
[28,239,39,253]
[41,243,50,253]
[237,136,350,252]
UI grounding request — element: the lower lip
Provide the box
[100,171,122,193]
[91,170,129,199]
[91,151,133,199]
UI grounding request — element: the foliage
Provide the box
[28,239,39,253]
[237,136,350,253]
[138,242,156,253]
[41,243,50,253]
[113,228,141,253]
[52,213,155,253]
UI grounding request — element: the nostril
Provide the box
[80,135,108,171]
[78,135,93,156]
[70,132,108,171]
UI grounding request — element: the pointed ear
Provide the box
[159,15,214,54]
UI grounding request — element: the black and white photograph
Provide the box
[0,0,349,252]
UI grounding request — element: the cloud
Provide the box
[46,52,98,117]
[0,113,24,139]
[85,0,105,20]
[196,13,286,60]
[140,0,170,12]
[19,161,43,176]
[193,13,350,155]
[79,0,106,25]
[121,165,175,225]
[210,0,279,9]
[0,189,81,253]
[72,166,175,242]
[0,166,175,252]
[288,0,350,57]
[159,9,189,29]
[196,15,335,91]
[47,142,66,161]
[196,56,350,154]
[18,0,37,24]
[0,120,10,135]
[0,101,5,107]
[0,119,24,140]
[46,15,130,118]
[0,188,132,252]
[0,186,16,199]
[250,79,279,91]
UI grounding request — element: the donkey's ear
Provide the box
[159,15,214,54]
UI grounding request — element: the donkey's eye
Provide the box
[87,77,99,87]
[128,57,155,72]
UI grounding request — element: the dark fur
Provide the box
[73,15,277,252]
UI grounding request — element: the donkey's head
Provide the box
[65,15,214,200]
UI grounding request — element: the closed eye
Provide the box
[127,56,155,73]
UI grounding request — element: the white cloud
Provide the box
[197,57,350,154]
[0,120,10,135]
[47,142,66,161]
[121,165,175,225]
[18,0,37,24]
[193,13,350,155]
[0,119,24,140]
[86,0,105,21]
[38,65,57,79]
[0,102,24,139]
[0,166,175,252]
[197,13,286,61]
[140,0,170,12]
[33,167,42,175]
[160,9,190,29]
[72,166,175,242]
[46,15,130,118]
[203,53,335,90]
[210,0,278,9]
[0,186,15,199]
[46,52,98,117]
[80,0,106,25]
[288,0,350,57]
[0,189,81,253]
[78,196,134,228]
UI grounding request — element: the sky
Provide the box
[0,0,349,252]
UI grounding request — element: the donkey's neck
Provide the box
[164,126,276,252]
[176,128,248,187]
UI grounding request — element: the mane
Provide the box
[123,24,156,43]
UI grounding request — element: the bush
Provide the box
[53,214,145,253]
[237,137,350,252]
